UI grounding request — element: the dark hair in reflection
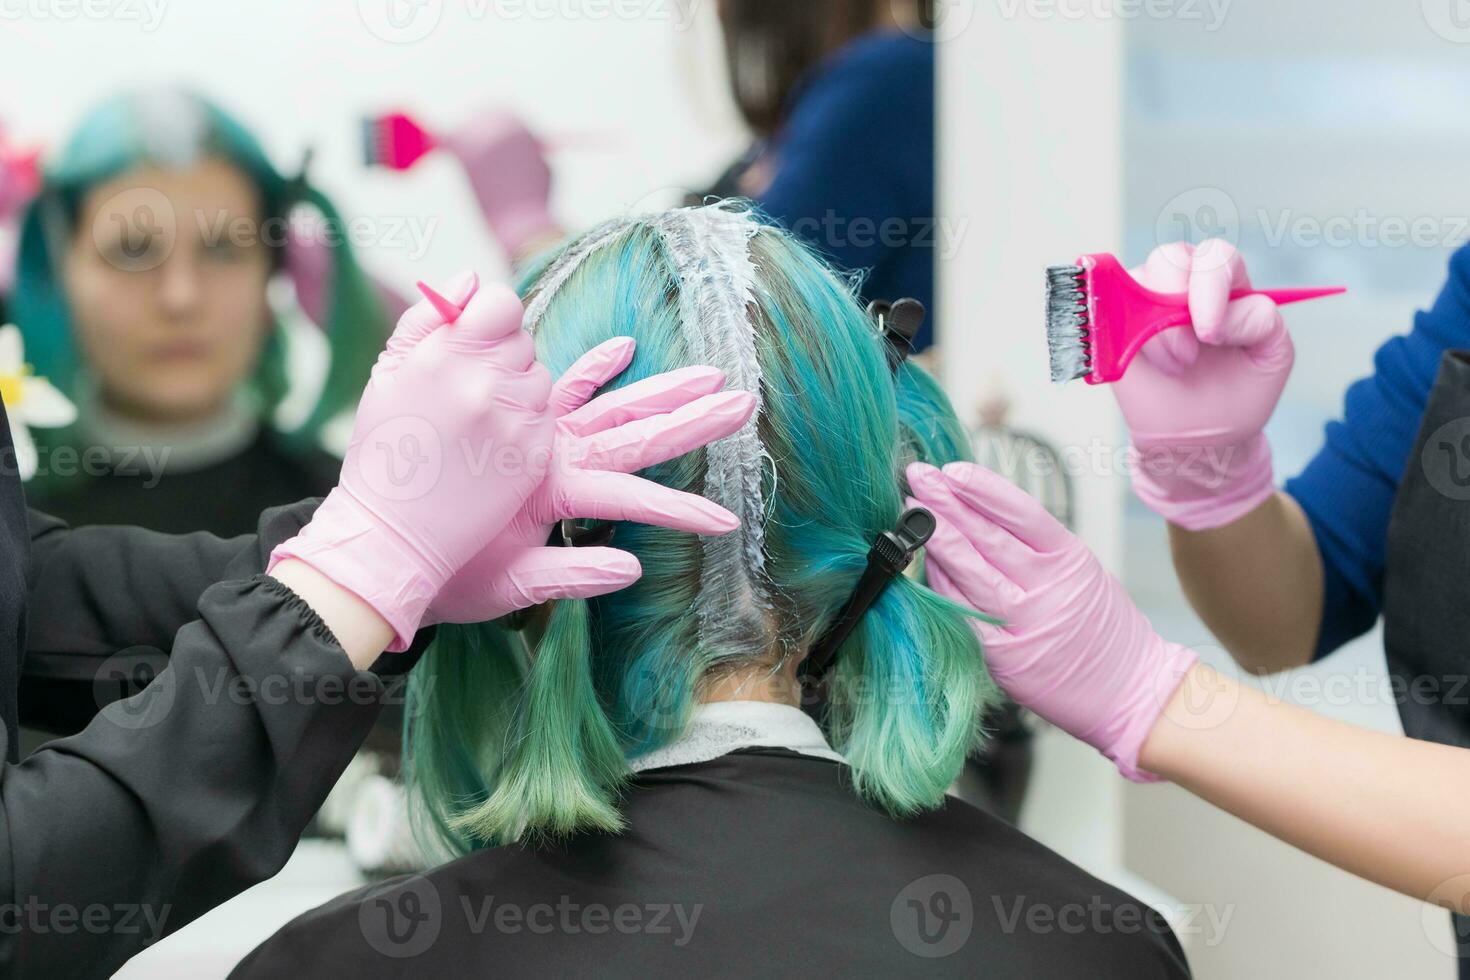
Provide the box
[718,0,935,135]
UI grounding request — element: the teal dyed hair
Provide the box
[404,206,999,851]
[10,88,386,478]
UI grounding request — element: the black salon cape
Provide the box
[1,473,420,977]
[232,750,1192,979]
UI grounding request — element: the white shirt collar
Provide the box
[629,700,846,773]
[80,384,261,473]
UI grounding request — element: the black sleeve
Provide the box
[0,574,387,978]
[21,501,321,735]
[25,500,321,659]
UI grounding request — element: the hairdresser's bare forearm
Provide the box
[268,561,394,670]
[1168,492,1322,674]
[1142,664,1470,907]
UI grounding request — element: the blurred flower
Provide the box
[0,325,76,480]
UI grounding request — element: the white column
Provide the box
[938,4,1129,878]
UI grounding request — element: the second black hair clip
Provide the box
[800,507,937,683]
[868,297,926,371]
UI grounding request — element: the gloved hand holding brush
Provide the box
[442,110,562,262]
[364,109,563,263]
[1112,240,1296,531]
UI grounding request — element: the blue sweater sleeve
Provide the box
[1284,244,1470,658]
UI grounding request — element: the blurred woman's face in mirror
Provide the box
[63,158,273,425]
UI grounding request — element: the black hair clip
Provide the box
[868,298,926,371]
[504,520,618,631]
[552,519,616,549]
[800,508,937,682]
[286,147,315,204]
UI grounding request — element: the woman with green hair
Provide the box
[10,87,392,536]
[231,204,1188,978]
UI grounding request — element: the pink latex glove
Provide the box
[908,461,1198,782]
[1112,240,1294,531]
[442,110,560,261]
[426,337,753,624]
[270,273,554,650]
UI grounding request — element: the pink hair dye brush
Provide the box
[362,110,616,170]
[1046,252,1346,384]
[364,112,438,171]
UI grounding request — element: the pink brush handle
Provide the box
[1084,250,1346,385]
[1143,286,1346,310]
[1242,286,1347,305]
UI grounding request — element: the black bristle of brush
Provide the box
[1046,264,1091,383]
[360,118,381,167]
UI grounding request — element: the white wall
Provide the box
[940,4,1130,880]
